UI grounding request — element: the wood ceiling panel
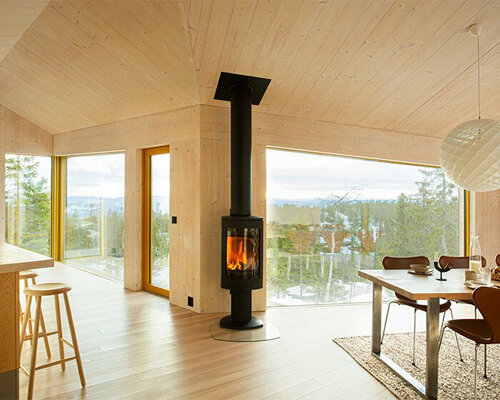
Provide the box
[331,0,468,124]
[0,0,198,133]
[356,0,500,133]
[397,42,500,137]
[0,0,499,137]
[0,0,49,62]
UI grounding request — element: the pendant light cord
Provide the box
[476,33,481,120]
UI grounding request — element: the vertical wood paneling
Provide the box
[170,138,201,312]
[0,272,19,373]
[124,148,143,291]
[199,138,231,312]
[476,190,500,266]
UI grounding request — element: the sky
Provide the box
[67,154,126,198]
[19,149,436,202]
[266,149,436,202]
[66,153,170,198]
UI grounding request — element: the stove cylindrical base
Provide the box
[219,289,263,330]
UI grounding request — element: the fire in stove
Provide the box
[226,229,259,271]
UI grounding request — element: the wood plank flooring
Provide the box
[19,264,474,399]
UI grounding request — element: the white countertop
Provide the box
[0,243,54,273]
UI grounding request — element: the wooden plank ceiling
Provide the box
[0,0,499,137]
[0,0,49,62]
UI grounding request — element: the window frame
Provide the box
[56,152,125,282]
[265,146,471,305]
[142,145,170,298]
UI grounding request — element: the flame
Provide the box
[227,236,258,271]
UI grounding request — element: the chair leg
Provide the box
[474,306,477,319]
[474,343,479,400]
[19,295,32,357]
[63,293,86,387]
[438,325,446,351]
[449,308,464,362]
[54,294,65,371]
[27,296,42,400]
[381,301,395,345]
[483,345,487,379]
[31,277,51,359]
[412,308,417,367]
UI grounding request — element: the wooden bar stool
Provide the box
[19,270,51,359]
[20,282,85,400]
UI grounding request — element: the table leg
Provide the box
[426,297,440,400]
[372,283,382,354]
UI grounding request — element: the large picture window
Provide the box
[266,149,464,306]
[64,153,125,281]
[5,154,52,256]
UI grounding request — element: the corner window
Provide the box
[266,149,464,305]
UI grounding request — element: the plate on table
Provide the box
[464,280,494,289]
[408,269,433,275]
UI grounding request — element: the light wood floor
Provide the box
[19,264,474,400]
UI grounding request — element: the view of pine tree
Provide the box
[151,202,170,275]
[267,165,462,306]
[5,155,51,256]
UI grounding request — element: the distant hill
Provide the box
[66,196,169,215]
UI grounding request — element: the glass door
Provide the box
[143,146,170,297]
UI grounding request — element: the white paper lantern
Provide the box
[439,119,500,192]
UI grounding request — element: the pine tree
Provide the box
[5,155,51,255]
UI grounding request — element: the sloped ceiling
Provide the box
[0,0,499,137]
[0,0,49,62]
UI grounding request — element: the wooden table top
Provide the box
[358,268,500,301]
[0,243,53,274]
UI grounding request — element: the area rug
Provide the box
[333,331,500,399]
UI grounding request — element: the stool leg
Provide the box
[63,293,86,387]
[27,296,42,400]
[24,279,34,342]
[54,294,65,371]
[31,277,51,359]
[18,298,23,328]
[19,295,32,357]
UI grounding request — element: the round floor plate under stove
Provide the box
[209,322,280,342]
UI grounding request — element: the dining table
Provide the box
[358,267,499,400]
[0,243,53,400]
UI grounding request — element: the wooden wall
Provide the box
[476,190,500,266]
[3,101,499,313]
[54,106,202,311]
[197,105,444,312]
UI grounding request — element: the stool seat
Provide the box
[24,282,72,296]
[19,270,39,280]
[20,281,84,399]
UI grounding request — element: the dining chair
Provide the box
[439,255,487,314]
[496,254,500,266]
[439,286,500,400]
[439,255,490,376]
[439,255,486,270]
[381,256,463,366]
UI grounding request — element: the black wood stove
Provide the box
[214,72,271,330]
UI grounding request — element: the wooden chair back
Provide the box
[382,256,429,270]
[473,287,500,343]
[439,256,486,270]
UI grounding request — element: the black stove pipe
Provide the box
[230,83,253,217]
